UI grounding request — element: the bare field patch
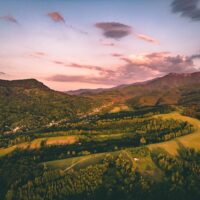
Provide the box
[46,136,77,145]
[0,136,78,157]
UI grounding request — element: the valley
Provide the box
[0,109,194,156]
[0,73,200,200]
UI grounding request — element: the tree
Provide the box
[140,137,146,145]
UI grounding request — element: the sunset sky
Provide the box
[0,0,200,91]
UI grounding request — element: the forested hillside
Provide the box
[0,73,200,200]
[1,147,200,200]
[0,79,98,134]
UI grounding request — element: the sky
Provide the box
[0,0,200,91]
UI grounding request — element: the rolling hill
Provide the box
[0,79,98,133]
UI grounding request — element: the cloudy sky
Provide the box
[0,0,200,91]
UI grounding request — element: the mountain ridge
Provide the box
[0,78,50,90]
[65,72,200,95]
[0,72,199,133]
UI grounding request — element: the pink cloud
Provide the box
[146,52,170,58]
[53,61,65,65]
[136,33,159,44]
[0,72,6,76]
[119,52,198,73]
[111,53,123,57]
[46,75,116,85]
[47,12,65,23]
[95,21,159,45]
[100,39,115,47]
[29,51,46,58]
[52,60,114,75]
[34,52,46,56]
[0,15,18,24]
[95,22,132,40]
[46,52,200,86]
[47,11,88,35]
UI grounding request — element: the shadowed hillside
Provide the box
[0,79,98,133]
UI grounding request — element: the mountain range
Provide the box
[0,72,200,133]
[77,72,200,109]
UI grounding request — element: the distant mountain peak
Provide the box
[0,78,49,90]
[165,71,200,78]
[146,71,200,88]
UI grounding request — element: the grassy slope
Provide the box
[0,136,78,157]
[45,152,120,171]
[45,147,162,180]
[1,112,200,157]
[0,132,125,157]
[148,112,200,155]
